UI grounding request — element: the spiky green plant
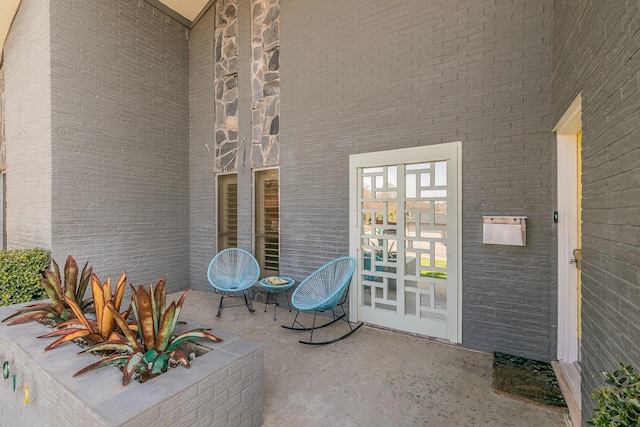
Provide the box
[74,280,222,385]
[2,255,93,325]
[37,272,129,351]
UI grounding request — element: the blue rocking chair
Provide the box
[282,256,363,345]
[207,248,260,317]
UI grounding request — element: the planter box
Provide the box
[0,303,263,427]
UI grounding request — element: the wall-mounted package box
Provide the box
[482,216,526,246]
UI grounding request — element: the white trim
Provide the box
[554,94,581,363]
[451,143,462,343]
[553,94,582,134]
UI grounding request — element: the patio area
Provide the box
[173,290,570,427]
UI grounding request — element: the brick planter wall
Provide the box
[0,304,263,427]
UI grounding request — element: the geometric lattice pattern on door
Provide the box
[361,165,399,312]
[359,161,448,321]
[404,161,447,321]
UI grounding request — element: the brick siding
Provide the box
[6,0,561,363]
[278,0,555,361]
[552,0,640,420]
[189,5,217,292]
[48,0,190,291]
[3,0,53,250]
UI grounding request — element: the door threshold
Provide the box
[552,361,581,426]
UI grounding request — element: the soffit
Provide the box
[1,0,213,56]
[145,0,215,28]
[159,0,211,22]
[0,0,21,60]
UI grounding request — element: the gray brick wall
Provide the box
[279,0,555,361]
[5,0,559,363]
[3,0,53,250]
[189,5,217,292]
[48,0,190,292]
[552,0,640,421]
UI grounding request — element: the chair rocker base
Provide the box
[216,290,255,317]
[281,304,364,345]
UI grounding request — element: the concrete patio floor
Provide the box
[173,290,569,427]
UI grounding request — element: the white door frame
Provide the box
[553,94,581,362]
[348,142,462,343]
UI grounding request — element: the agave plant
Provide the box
[2,255,93,325]
[37,272,129,351]
[75,280,222,385]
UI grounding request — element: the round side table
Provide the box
[258,277,295,321]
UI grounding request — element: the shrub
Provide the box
[589,363,640,426]
[3,255,93,325]
[0,248,51,306]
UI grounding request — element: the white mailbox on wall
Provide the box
[482,216,527,246]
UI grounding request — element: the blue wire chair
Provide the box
[207,248,260,317]
[282,256,363,345]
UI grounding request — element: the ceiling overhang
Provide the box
[145,0,214,28]
[1,0,214,57]
[0,0,22,60]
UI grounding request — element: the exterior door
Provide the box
[349,143,461,343]
[555,95,582,364]
[554,96,583,416]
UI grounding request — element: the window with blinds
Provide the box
[217,174,238,251]
[255,169,279,277]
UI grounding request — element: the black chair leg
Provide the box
[281,310,304,330]
[216,291,255,317]
[244,291,256,313]
[216,292,226,317]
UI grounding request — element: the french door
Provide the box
[349,143,461,342]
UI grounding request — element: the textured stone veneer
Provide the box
[0,304,263,427]
[214,0,240,172]
[212,0,281,172]
[250,0,280,167]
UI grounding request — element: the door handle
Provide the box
[569,248,581,270]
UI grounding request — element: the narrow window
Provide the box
[217,173,238,251]
[255,169,279,277]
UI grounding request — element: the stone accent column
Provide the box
[250,0,280,167]
[214,0,240,172]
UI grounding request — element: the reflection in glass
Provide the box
[435,161,447,186]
